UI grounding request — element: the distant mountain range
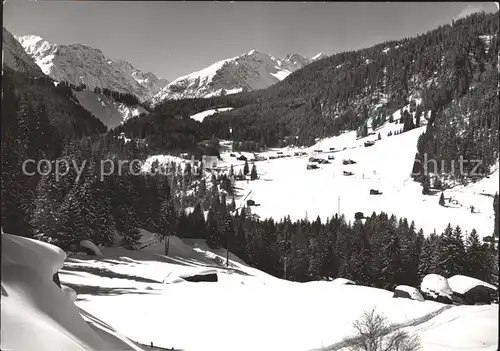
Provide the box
[10,31,329,108]
[16,34,169,102]
[152,50,327,105]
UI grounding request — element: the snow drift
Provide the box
[0,232,143,351]
[421,274,454,300]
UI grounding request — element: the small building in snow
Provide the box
[448,275,498,305]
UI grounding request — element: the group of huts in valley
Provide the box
[392,274,498,305]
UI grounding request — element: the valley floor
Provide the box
[214,123,498,239]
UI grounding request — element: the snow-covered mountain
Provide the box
[2,27,45,77]
[16,34,169,101]
[113,59,169,98]
[152,49,327,105]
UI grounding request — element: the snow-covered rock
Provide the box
[80,240,104,256]
[421,274,453,299]
[394,285,425,301]
[16,34,168,101]
[331,277,356,285]
[2,27,45,77]
[152,49,325,105]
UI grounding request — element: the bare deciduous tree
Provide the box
[344,308,421,351]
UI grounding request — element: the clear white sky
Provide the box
[3,1,498,81]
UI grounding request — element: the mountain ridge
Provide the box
[152,49,327,105]
[16,34,169,102]
[2,28,45,77]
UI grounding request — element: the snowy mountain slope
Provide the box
[2,27,45,77]
[72,89,149,129]
[189,107,234,122]
[0,232,146,351]
[113,59,169,97]
[16,34,168,101]
[152,50,326,105]
[213,103,499,238]
[53,229,497,351]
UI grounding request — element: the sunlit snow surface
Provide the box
[190,107,234,122]
[217,110,498,238]
[1,232,143,351]
[54,230,498,351]
[3,230,496,351]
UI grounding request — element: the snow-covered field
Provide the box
[143,101,498,238]
[2,230,498,351]
[62,231,498,351]
[190,107,234,122]
[214,108,498,238]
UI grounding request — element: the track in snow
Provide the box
[315,305,454,351]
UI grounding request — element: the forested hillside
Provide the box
[118,12,498,162]
[414,69,499,185]
[206,12,498,144]
[1,68,108,235]
[113,91,257,152]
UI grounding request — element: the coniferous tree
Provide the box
[190,203,206,239]
[433,224,466,277]
[465,229,490,282]
[250,164,258,180]
[422,175,431,195]
[243,160,249,176]
[159,187,178,254]
[418,231,439,281]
